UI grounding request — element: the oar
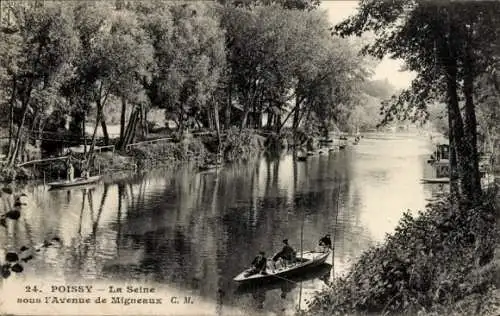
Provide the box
[268,273,298,284]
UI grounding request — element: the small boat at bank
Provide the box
[319,138,334,144]
[420,177,450,184]
[48,176,102,189]
[233,250,330,284]
[198,163,222,172]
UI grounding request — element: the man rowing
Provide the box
[273,239,296,267]
[245,251,268,276]
[319,234,332,252]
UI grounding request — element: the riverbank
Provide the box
[0,128,268,183]
[305,184,500,316]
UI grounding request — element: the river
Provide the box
[1,132,441,315]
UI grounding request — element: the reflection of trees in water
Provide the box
[116,183,125,256]
[252,288,266,310]
[139,227,191,283]
[1,140,429,313]
[280,281,294,299]
[71,185,110,276]
[114,169,223,296]
[3,184,115,279]
[35,152,363,307]
[73,188,88,272]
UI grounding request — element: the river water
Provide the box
[1,132,441,315]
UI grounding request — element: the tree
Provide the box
[218,0,321,11]
[0,1,24,156]
[295,38,371,136]
[335,0,500,206]
[3,1,78,167]
[220,4,373,138]
[136,1,226,133]
[71,1,154,153]
[221,5,329,130]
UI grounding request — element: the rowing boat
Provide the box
[233,250,330,284]
[48,176,102,189]
[235,263,332,293]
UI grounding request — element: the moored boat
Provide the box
[48,175,102,189]
[233,250,330,284]
[198,163,222,172]
[420,177,450,184]
[319,138,334,143]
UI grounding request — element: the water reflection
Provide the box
[0,133,435,315]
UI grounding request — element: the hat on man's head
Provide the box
[283,239,288,244]
[259,251,265,255]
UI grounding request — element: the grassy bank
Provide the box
[305,188,499,316]
[0,128,268,182]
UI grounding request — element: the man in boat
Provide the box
[81,167,89,179]
[319,234,332,252]
[246,251,267,276]
[67,163,75,182]
[273,239,296,267]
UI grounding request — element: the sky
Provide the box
[320,1,416,89]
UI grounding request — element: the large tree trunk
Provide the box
[7,77,16,160]
[241,108,250,130]
[123,109,139,147]
[119,97,127,143]
[445,58,469,202]
[267,110,273,130]
[213,98,222,156]
[462,36,482,204]
[178,106,185,133]
[275,111,282,134]
[83,113,87,154]
[95,81,112,146]
[8,107,28,167]
[438,16,475,206]
[100,107,109,145]
[87,112,101,159]
[293,102,301,131]
[141,104,148,138]
[225,84,232,129]
[447,97,460,205]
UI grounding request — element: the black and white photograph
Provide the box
[0,0,499,315]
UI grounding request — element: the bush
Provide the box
[307,196,498,316]
[94,152,137,171]
[128,137,209,166]
[222,127,266,162]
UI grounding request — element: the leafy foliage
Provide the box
[218,0,321,11]
[307,196,498,315]
[0,0,380,177]
[334,0,500,205]
[0,185,61,278]
[135,2,226,129]
[221,127,266,162]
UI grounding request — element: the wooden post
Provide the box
[43,171,46,187]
